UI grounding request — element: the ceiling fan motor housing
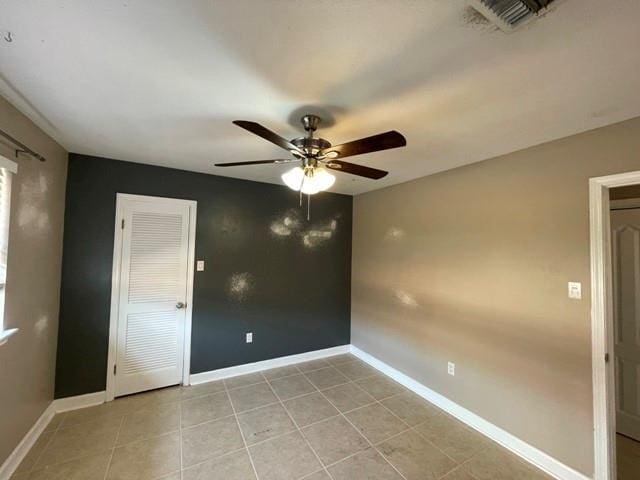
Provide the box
[292,136,331,156]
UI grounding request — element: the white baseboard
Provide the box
[189,345,351,385]
[350,346,591,480]
[0,403,56,480]
[51,391,106,413]
[0,391,106,480]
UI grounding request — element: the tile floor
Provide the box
[11,354,554,480]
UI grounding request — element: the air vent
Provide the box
[468,0,554,32]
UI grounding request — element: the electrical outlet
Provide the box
[448,362,455,376]
[196,260,205,272]
[246,332,253,343]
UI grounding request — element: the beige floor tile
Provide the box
[10,474,29,480]
[157,473,181,480]
[133,387,183,406]
[324,354,357,366]
[355,375,405,400]
[59,403,126,429]
[228,383,279,413]
[377,430,457,480]
[269,374,316,400]
[414,413,492,463]
[283,392,339,427]
[13,431,54,474]
[180,380,226,400]
[381,391,441,427]
[182,415,244,467]
[107,432,181,480]
[249,431,321,480]
[296,359,331,373]
[334,360,379,380]
[440,466,476,480]
[302,416,369,465]
[43,414,65,434]
[328,448,404,480]
[182,449,256,480]
[29,451,111,480]
[321,382,375,413]
[180,391,233,427]
[35,417,120,468]
[224,372,265,390]
[116,402,180,446]
[463,443,554,480]
[345,403,407,444]
[237,403,296,445]
[262,365,301,381]
[301,470,331,480]
[304,368,349,390]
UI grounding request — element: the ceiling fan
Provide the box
[215,115,406,218]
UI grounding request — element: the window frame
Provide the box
[0,154,17,346]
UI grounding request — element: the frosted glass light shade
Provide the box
[282,167,304,191]
[281,167,335,195]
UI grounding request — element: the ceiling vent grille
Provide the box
[468,0,554,32]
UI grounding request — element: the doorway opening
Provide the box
[590,171,640,480]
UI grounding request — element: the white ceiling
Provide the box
[1,0,639,195]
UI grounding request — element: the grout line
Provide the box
[102,415,125,480]
[259,371,336,480]
[224,380,261,480]
[24,415,66,475]
[300,371,411,480]
[178,401,184,480]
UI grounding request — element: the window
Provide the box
[0,154,17,345]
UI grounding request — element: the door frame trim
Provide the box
[590,170,640,480]
[105,193,197,402]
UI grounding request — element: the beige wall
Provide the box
[0,96,67,465]
[352,116,640,476]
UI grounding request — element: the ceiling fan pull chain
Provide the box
[307,194,311,221]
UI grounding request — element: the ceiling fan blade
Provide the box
[233,120,304,154]
[215,159,297,167]
[324,160,388,179]
[320,130,406,160]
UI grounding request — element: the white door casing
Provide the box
[612,208,640,441]
[106,194,196,400]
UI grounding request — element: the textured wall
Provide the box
[56,154,352,398]
[352,116,640,476]
[0,96,67,465]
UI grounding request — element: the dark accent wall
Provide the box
[55,154,352,398]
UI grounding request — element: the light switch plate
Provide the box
[447,362,455,376]
[246,332,253,343]
[568,282,582,300]
[196,260,205,272]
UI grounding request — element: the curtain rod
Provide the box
[0,127,46,162]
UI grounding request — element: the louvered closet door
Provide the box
[115,197,191,397]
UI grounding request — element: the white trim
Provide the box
[51,391,106,413]
[189,345,351,385]
[0,403,55,480]
[589,170,640,480]
[105,193,197,401]
[0,327,18,346]
[350,346,590,480]
[0,391,105,480]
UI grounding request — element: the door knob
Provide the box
[176,302,186,309]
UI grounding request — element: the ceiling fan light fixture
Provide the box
[282,166,304,191]
[281,166,335,194]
